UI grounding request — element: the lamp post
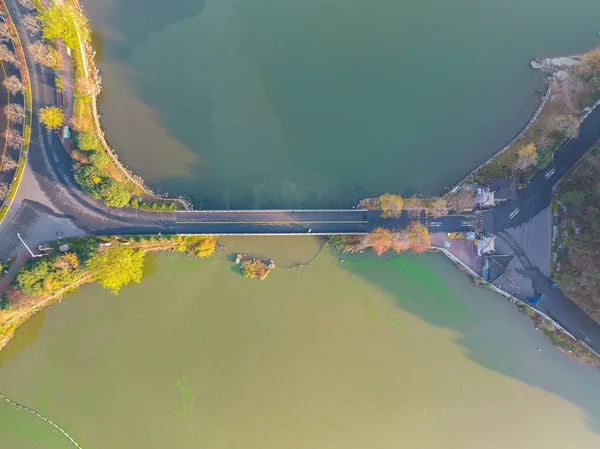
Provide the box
[17,233,43,258]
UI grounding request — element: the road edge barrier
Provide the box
[0,0,32,226]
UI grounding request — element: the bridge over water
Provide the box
[165,209,479,236]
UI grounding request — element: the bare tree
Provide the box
[1,156,18,172]
[0,182,9,201]
[3,75,24,95]
[5,127,24,150]
[28,42,57,67]
[22,15,42,36]
[0,44,19,67]
[16,0,36,10]
[4,103,26,124]
[0,22,11,43]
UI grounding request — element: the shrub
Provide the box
[88,150,109,167]
[75,131,99,151]
[129,197,139,208]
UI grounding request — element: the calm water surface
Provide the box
[81,0,600,208]
[0,240,600,448]
[3,1,600,447]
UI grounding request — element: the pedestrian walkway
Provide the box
[0,251,29,297]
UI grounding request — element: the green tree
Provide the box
[89,150,109,167]
[86,244,145,294]
[39,106,64,130]
[17,254,81,296]
[74,165,107,192]
[74,165,131,207]
[75,131,99,151]
[97,177,131,207]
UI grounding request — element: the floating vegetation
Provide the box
[171,372,206,446]
[385,310,408,336]
[171,371,196,420]
[363,300,378,318]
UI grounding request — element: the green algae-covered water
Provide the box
[1,239,600,448]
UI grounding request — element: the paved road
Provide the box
[487,104,600,354]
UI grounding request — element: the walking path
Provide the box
[0,251,28,296]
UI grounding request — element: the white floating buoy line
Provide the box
[0,393,84,448]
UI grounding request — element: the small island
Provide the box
[236,254,275,280]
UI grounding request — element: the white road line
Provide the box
[545,168,556,179]
[509,208,520,219]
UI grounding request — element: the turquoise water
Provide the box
[83,0,600,208]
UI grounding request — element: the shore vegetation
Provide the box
[553,145,600,324]
[0,234,220,350]
[331,222,431,256]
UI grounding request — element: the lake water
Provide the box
[1,242,600,448]
[3,1,600,447]
[82,0,600,209]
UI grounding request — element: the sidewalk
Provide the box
[0,251,30,297]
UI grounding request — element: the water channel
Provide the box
[2,0,600,447]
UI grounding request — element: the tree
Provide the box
[74,165,107,192]
[28,41,57,67]
[40,4,80,49]
[0,181,8,200]
[22,15,42,35]
[4,103,26,124]
[74,165,131,207]
[191,236,217,257]
[17,0,36,10]
[96,177,131,207]
[0,22,11,43]
[0,44,19,67]
[1,156,18,172]
[405,222,430,253]
[5,127,23,149]
[16,255,81,296]
[241,259,271,279]
[89,150,109,167]
[86,244,145,294]
[39,106,64,130]
[3,75,24,95]
[379,193,405,218]
[75,131,98,151]
[515,142,538,171]
[578,46,600,77]
[366,227,394,256]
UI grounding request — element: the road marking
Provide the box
[545,168,556,179]
[509,208,520,219]
[175,220,369,225]
[429,222,442,227]
[461,221,474,227]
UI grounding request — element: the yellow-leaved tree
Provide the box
[515,142,538,171]
[379,193,404,218]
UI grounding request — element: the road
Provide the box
[487,102,600,354]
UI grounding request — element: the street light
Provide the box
[17,233,43,258]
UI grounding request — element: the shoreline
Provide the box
[1,0,600,369]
